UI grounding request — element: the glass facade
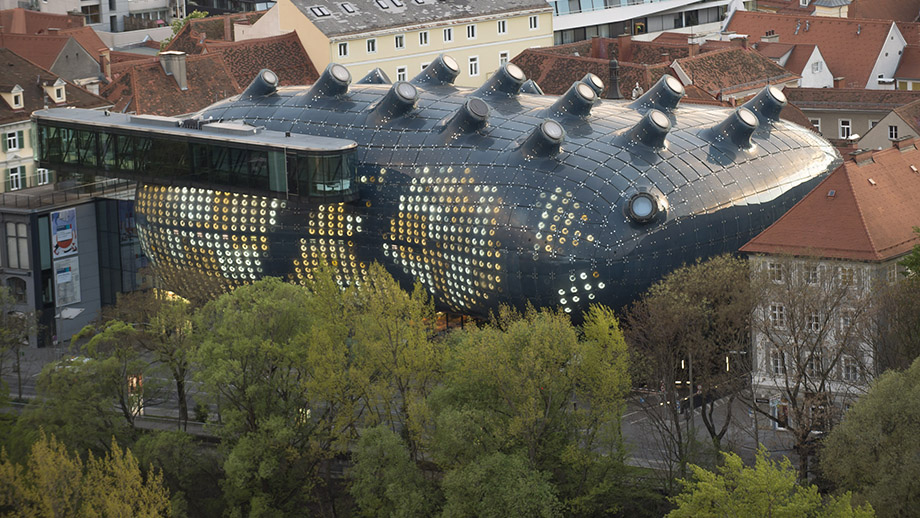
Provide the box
[37,123,357,201]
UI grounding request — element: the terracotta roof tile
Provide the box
[99,53,241,116]
[653,32,689,45]
[0,8,83,34]
[726,11,894,88]
[201,32,319,87]
[755,41,795,60]
[849,0,920,22]
[784,87,920,110]
[895,45,920,79]
[673,47,799,97]
[897,22,920,46]
[0,47,110,125]
[164,11,267,54]
[741,141,920,261]
[893,98,920,135]
[782,44,816,75]
[59,26,108,60]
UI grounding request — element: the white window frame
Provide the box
[843,355,860,382]
[395,34,405,50]
[5,131,20,151]
[771,349,787,375]
[419,30,429,46]
[54,87,64,101]
[768,262,784,283]
[497,19,507,35]
[529,14,539,30]
[12,94,22,108]
[869,119,878,129]
[839,119,852,139]
[838,266,855,286]
[420,62,429,71]
[337,41,349,57]
[443,27,453,43]
[889,125,899,140]
[769,303,786,328]
[807,313,821,332]
[806,352,823,378]
[396,66,407,82]
[810,118,821,133]
[366,38,377,54]
[37,167,50,186]
[499,51,509,66]
[467,24,477,40]
[811,61,821,74]
[468,55,479,77]
[8,165,23,191]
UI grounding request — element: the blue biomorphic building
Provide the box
[33,57,841,315]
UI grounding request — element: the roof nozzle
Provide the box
[356,67,391,85]
[370,81,419,124]
[622,109,671,150]
[710,107,759,150]
[630,74,684,113]
[474,62,526,97]
[741,85,787,125]
[548,81,597,118]
[412,54,460,86]
[581,73,605,96]
[520,119,565,158]
[520,79,544,95]
[443,97,490,138]
[241,69,279,98]
[308,63,351,97]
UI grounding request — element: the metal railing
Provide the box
[0,178,137,210]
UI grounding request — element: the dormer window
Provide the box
[43,78,67,104]
[12,94,22,108]
[2,85,24,110]
[54,87,64,101]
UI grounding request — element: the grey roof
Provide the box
[812,0,851,7]
[292,0,551,38]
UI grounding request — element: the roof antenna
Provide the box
[794,20,801,35]
[857,24,861,35]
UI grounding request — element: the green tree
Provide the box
[349,426,436,518]
[0,433,171,517]
[668,447,873,518]
[440,451,563,518]
[821,357,920,517]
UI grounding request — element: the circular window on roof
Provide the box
[627,192,658,223]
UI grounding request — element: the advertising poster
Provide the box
[55,256,81,307]
[51,208,78,258]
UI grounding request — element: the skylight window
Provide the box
[414,0,424,4]
[375,0,388,8]
[340,2,355,12]
[391,0,404,6]
[310,6,331,16]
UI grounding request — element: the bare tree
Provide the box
[748,255,874,480]
[0,286,37,401]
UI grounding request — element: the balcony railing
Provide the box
[550,0,676,16]
[0,178,136,210]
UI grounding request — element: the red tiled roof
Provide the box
[164,11,267,54]
[895,45,920,79]
[726,11,894,88]
[673,46,799,97]
[0,8,83,34]
[897,22,920,46]
[893,98,920,135]
[756,41,795,60]
[511,49,621,97]
[0,32,69,69]
[201,32,319,87]
[783,87,920,110]
[653,32,689,45]
[59,26,108,60]
[849,0,920,22]
[100,53,241,116]
[0,47,110,126]
[783,44,816,75]
[741,140,920,261]
[758,0,815,15]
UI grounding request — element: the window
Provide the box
[310,5,332,16]
[337,42,349,57]
[419,30,429,46]
[497,20,507,34]
[806,352,823,377]
[420,62,429,71]
[81,4,100,23]
[887,263,899,284]
[771,350,786,375]
[5,278,26,304]
[395,34,405,49]
[889,125,899,140]
[529,15,539,30]
[12,94,22,108]
[396,66,407,82]
[7,166,23,191]
[869,120,878,129]
[499,51,509,66]
[443,27,453,42]
[838,266,855,286]
[467,24,477,39]
[36,168,50,186]
[468,56,479,77]
[5,222,28,269]
[775,403,789,429]
[843,356,860,382]
[4,131,22,152]
[807,313,821,332]
[840,310,855,330]
[341,2,356,13]
[810,118,820,133]
[367,38,377,54]
[811,61,822,73]
[769,304,786,328]
[54,87,64,101]
[839,119,852,139]
[799,0,808,6]
[804,265,820,284]
[768,262,785,283]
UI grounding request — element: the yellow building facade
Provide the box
[272,0,553,87]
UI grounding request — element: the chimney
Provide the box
[591,37,607,59]
[849,148,874,164]
[607,59,621,99]
[761,33,780,43]
[688,42,699,57]
[833,76,845,88]
[159,50,188,91]
[48,27,59,34]
[99,48,111,81]
[617,34,633,62]
[892,136,918,150]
